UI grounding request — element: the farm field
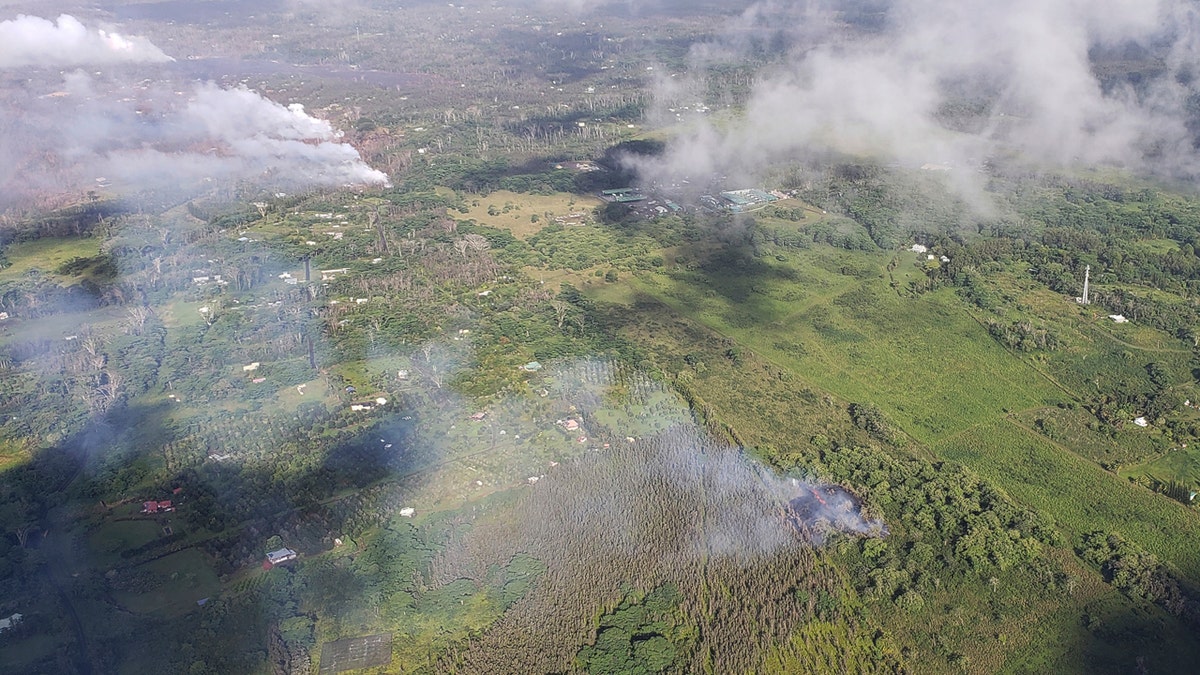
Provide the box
[87,519,166,568]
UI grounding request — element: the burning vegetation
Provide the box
[784,481,887,544]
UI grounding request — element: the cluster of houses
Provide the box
[192,272,227,286]
[142,500,174,514]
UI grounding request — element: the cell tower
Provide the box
[1076,265,1091,305]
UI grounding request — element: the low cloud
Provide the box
[0,14,174,68]
[633,0,1200,192]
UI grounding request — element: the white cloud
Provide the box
[635,0,1200,190]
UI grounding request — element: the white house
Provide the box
[266,548,297,565]
[1108,315,1128,324]
[242,362,260,372]
[1133,416,1149,427]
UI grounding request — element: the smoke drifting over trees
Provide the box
[0,14,387,209]
[0,14,174,68]
[631,0,1200,192]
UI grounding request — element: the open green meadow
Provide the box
[0,236,102,284]
[630,248,1064,445]
[936,420,1200,578]
[453,190,603,238]
[113,548,221,615]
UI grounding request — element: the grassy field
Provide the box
[1122,445,1200,488]
[115,548,221,615]
[0,236,101,284]
[604,243,1200,576]
[88,520,165,567]
[0,438,31,472]
[453,190,603,238]
[937,420,1200,578]
[582,272,1200,673]
[630,249,1064,445]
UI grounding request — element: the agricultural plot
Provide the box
[1122,445,1200,489]
[1012,405,1167,468]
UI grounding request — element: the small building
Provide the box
[910,244,928,254]
[399,507,415,518]
[522,361,542,372]
[1108,314,1128,323]
[470,412,487,421]
[242,362,260,372]
[563,419,579,431]
[266,548,298,565]
[1133,417,1149,427]
[350,402,375,412]
[600,188,647,203]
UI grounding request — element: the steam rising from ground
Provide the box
[0,14,174,68]
[632,0,1200,191]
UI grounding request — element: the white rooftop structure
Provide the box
[0,614,22,632]
[266,548,297,564]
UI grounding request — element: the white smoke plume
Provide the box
[100,83,390,189]
[2,76,388,205]
[633,0,1200,190]
[0,14,174,68]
